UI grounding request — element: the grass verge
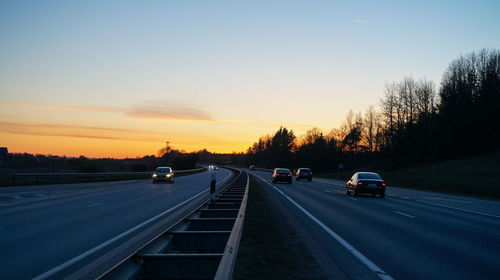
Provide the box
[317,153,500,200]
[234,176,327,280]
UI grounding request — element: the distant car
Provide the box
[296,168,312,181]
[346,172,386,197]
[249,165,256,170]
[208,165,218,170]
[152,167,175,183]
[272,168,293,184]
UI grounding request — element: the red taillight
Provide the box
[381,182,387,187]
[357,182,364,186]
[276,174,280,176]
[288,174,292,177]
[310,172,312,175]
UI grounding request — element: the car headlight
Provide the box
[152,174,157,178]
[166,174,172,177]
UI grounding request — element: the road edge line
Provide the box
[253,173,394,280]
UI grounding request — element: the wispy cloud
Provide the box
[125,104,213,121]
[354,19,368,23]
[0,121,164,142]
[0,102,213,121]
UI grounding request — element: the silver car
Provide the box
[152,167,175,183]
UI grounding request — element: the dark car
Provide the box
[346,172,386,197]
[272,168,293,184]
[152,166,175,183]
[249,165,256,170]
[296,168,312,181]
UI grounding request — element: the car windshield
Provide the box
[300,169,310,172]
[358,173,381,180]
[156,168,171,173]
[277,169,290,174]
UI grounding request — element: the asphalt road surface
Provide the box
[0,168,232,279]
[251,169,500,280]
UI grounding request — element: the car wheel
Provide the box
[353,189,359,197]
[346,188,350,195]
[152,179,156,184]
[308,178,312,181]
[380,192,385,198]
[289,180,292,184]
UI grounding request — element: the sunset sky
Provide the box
[1,0,499,157]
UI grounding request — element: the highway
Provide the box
[251,169,500,280]
[0,168,232,280]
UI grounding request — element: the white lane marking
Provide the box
[324,190,332,193]
[33,181,217,280]
[394,211,415,219]
[86,202,104,208]
[136,190,149,195]
[400,196,409,199]
[416,200,500,219]
[12,195,22,199]
[423,197,471,204]
[253,174,393,280]
[349,197,358,201]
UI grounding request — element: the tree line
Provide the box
[244,49,500,172]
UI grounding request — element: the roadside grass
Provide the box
[234,176,326,280]
[0,169,206,187]
[317,153,500,200]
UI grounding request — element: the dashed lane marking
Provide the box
[86,202,104,208]
[394,211,415,218]
[422,197,471,204]
[416,200,500,219]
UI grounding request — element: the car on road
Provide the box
[296,168,312,181]
[346,172,386,197]
[272,168,293,184]
[208,165,218,170]
[152,167,175,183]
[249,165,256,170]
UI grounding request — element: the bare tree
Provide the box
[364,105,379,152]
[415,78,436,117]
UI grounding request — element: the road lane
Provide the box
[0,168,232,279]
[251,170,500,280]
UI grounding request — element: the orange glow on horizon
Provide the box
[0,103,317,158]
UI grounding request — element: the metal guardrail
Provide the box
[214,171,249,279]
[11,168,205,183]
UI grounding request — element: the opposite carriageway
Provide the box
[0,168,248,280]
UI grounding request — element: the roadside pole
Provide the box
[0,148,8,185]
[337,163,344,180]
[210,169,216,203]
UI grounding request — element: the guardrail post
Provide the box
[210,170,216,203]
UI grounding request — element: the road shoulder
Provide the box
[234,175,346,280]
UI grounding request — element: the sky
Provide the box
[1,0,499,158]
